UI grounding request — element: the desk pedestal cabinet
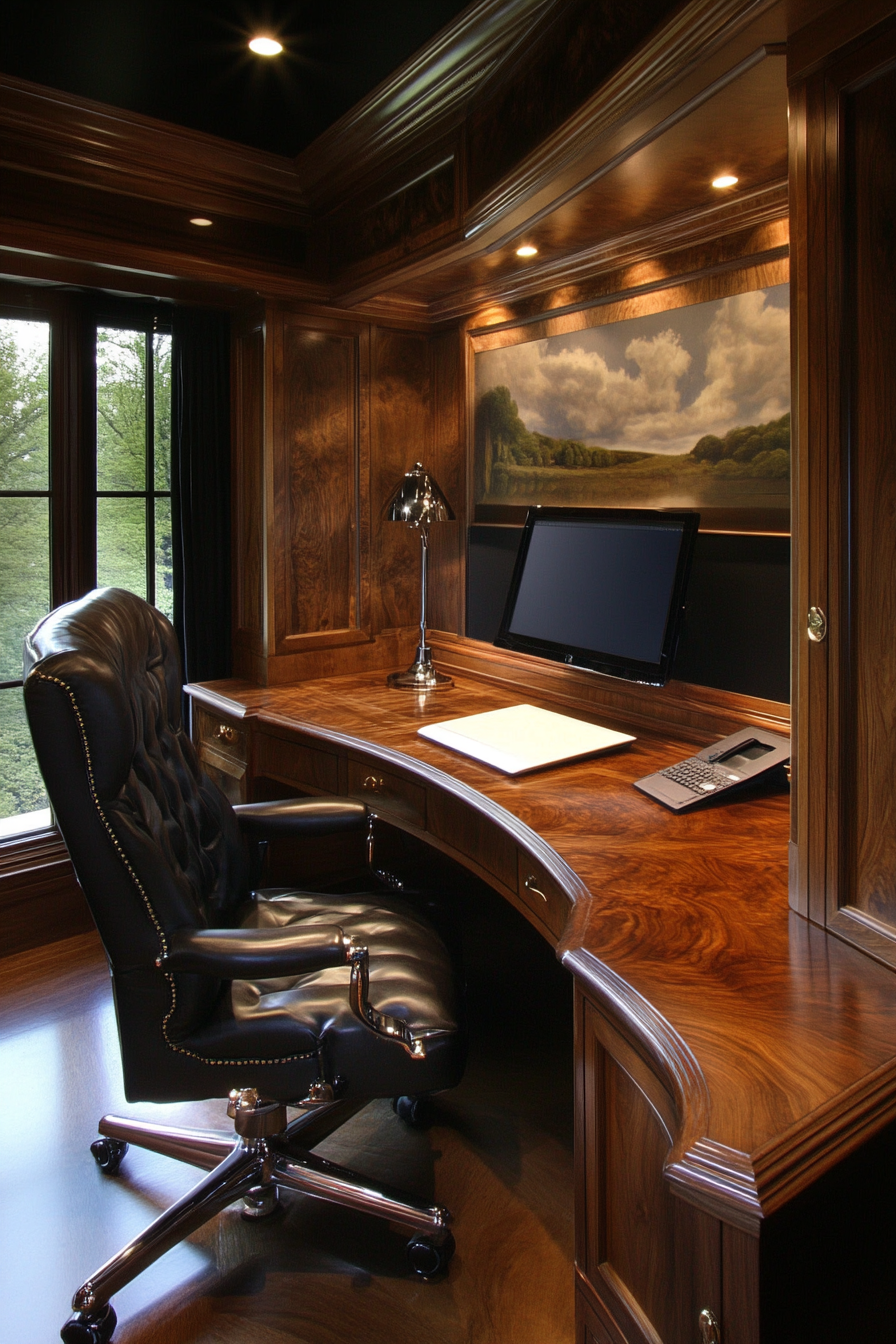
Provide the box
[190,676,896,1344]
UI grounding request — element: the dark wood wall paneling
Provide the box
[464,0,683,204]
[231,309,266,671]
[370,328,432,635]
[275,315,362,645]
[0,835,90,956]
[228,310,466,685]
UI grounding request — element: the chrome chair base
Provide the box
[62,1097,453,1343]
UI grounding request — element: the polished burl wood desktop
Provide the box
[188,671,896,1344]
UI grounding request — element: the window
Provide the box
[0,289,172,837]
[0,315,52,836]
[96,325,173,619]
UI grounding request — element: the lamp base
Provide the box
[387,646,453,691]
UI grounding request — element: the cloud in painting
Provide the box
[478,290,790,456]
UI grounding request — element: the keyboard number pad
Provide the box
[661,757,741,794]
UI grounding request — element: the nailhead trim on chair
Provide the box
[30,670,320,1070]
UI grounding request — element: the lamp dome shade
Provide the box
[385,462,454,526]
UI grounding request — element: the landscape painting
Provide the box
[473,284,790,526]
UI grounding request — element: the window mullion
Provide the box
[145,329,155,604]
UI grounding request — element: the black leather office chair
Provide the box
[23,588,464,1344]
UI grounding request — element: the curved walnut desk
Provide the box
[187,672,896,1344]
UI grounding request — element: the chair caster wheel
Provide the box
[60,1303,117,1343]
[90,1137,128,1175]
[392,1094,433,1128]
[406,1230,455,1279]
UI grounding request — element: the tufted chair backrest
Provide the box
[23,589,248,979]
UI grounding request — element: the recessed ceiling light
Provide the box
[249,36,283,56]
[516,244,538,257]
[189,217,213,227]
[712,175,739,189]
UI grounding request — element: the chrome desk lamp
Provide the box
[385,461,454,690]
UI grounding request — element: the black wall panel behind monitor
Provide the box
[468,524,790,703]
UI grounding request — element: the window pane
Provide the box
[96,327,146,491]
[0,686,48,825]
[0,497,50,681]
[0,317,49,490]
[155,496,174,621]
[97,496,146,597]
[154,332,171,491]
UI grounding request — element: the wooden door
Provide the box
[789,5,896,967]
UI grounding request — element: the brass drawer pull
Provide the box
[524,874,548,903]
[698,1308,721,1343]
[214,724,239,745]
[362,775,385,794]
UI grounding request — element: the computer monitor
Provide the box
[494,506,699,686]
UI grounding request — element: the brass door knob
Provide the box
[807,606,827,642]
[698,1308,721,1343]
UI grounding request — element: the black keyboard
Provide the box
[660,757,742,795]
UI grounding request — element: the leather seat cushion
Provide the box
[177,889,463,1098]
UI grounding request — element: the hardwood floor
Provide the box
[1,878,574,1344]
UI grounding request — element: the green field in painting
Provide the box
[482,453,789,510]
[474,385,790,512]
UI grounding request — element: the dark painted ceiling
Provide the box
[0,0,473,158]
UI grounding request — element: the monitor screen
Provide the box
[495,506,699,685]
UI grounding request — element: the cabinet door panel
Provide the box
[791,15,896,966]
[274,316,362,648]
[579,996,721,1344]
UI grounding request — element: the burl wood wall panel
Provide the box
[369,327,433,635]
[275,316,360,644]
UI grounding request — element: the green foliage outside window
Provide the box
[96,328,174,619]
[0,320,173,826]
[0,318,51,823]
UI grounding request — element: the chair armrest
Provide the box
[163,925,351,978]
[233,797,368,842]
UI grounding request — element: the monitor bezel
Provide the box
[494,505,700,686]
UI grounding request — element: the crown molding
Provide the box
[0,222,329,306]
[293,0,553,209]
[0,74,309,229]
[431,179,789,322]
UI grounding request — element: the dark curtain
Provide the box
[171,307,232,683]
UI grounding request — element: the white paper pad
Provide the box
[417,703,635,775]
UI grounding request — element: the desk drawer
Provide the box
[428,793,517,890]
[256,733,339,795]
[195,709,248,804]
[347,760,426,827]
[195,707,248,764]
[517,854,572,940]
